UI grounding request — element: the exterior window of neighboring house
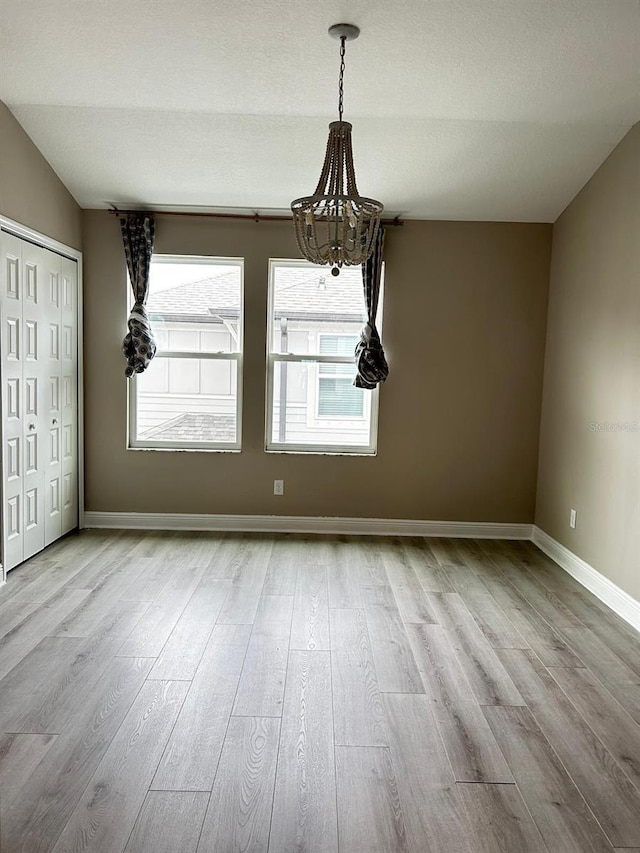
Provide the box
[317,336,364,418]
[129,255,243,450]
[266,259,382,454]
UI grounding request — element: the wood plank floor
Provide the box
[0,531,639,852]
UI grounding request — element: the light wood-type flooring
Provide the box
[1,530,640,852]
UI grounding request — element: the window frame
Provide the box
[128,254,244,452]
[265,258,380,456]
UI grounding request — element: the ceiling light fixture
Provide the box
[291,23,383,276]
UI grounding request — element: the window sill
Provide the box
[265,446,377,457]
[127,445,241,454]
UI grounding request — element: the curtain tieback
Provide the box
[123,302,156,378]
[354,322,389,390]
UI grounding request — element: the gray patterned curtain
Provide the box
[354,226,389,389]
[120,213,156,377]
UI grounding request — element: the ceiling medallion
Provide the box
[291,23,384,276]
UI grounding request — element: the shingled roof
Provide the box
[147,266,366,323]
[140,412,236,443]
[147,270,240,324]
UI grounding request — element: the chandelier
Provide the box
[291,23,383,276]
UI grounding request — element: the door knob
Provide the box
[28,423,36,430]
[52,418,58,425]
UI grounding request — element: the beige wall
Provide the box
[0,101,82,249]
[536,123,640,600]
[83,210,551,521]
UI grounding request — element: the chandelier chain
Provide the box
[338,36,346,122]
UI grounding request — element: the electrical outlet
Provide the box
[274,479,284,496]
[569,509,577,529]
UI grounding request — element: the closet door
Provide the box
[2,233,25,569]
[44,251,63,545]
[1,230,79,570]
[59,255,78,536]
[20,241,48,561]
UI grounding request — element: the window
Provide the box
[266,259,382,454]
[129,255,243,450]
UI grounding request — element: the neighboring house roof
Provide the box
[140,412,236,443]
[274,267,366,320]
[147,266,366,323]
[147,270,240,324]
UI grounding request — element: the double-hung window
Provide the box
[129,255,243,450]
[266,259,382,454]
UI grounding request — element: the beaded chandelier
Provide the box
[291,24,383,276]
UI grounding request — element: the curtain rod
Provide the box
[108,206,404,227]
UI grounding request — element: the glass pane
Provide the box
[136,357,238,444]
[271,360,371,448]
[319,334,359,357]
[318,377,364,417]
[147,260,242,353]
[271,263,366,355]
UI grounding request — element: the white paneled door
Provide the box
[60,255,78,537]
[2,233,24,570]
[1,230,79,571]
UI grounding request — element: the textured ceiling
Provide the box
[1,0,639,220]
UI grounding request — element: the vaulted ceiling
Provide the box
[1,0,639,220]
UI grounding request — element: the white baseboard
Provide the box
[83,511,533,540]
[533,526,640,633]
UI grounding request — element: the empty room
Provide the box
[0,1,639,851]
